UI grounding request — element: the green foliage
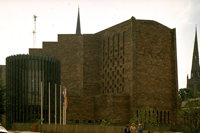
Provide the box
[100,119,110,126]
[179,100,200,133]
[31,119,41,124]
[129,107,159,130]
[178,88,197,101]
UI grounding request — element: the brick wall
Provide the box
[67,96,95,121]
[83,34,101,96]
[30,35,84,96]
[95,94,130,124]
[133,20,176,109]
[28,17,178,124]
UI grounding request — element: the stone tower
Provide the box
[187,27,200,96]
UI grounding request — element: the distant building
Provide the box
[0,65,6,83]
[6,55,60,128]
[28,9,178,125]
[0,65,6,127]
[187,27,200,97]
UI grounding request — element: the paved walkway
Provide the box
[8,131,39,133]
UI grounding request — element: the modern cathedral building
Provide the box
[187,28,200,96]
[6,9,178,126]
[28,10,178,124]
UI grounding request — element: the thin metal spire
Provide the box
[76,7,81,35]
[33,15,37,48]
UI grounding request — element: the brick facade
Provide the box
[29,17,178,124]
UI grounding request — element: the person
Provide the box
[137,123,143,133]
[124,126,131,133]
[130,123,137,133]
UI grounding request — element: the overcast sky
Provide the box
[0,0,200,89]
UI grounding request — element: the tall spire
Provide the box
[191,26,200,78]
[76,7,81,35]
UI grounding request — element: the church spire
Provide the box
[76,7,81,35]
[191,26,200,78]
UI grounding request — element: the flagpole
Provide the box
[40,81,43,125]
[64,87,67,124]
[55,84,57,124]
[60,85,61,124]
[63,87,65,125]
[40,81,43,133]
[48,82,50,124]
[63,90,65,125]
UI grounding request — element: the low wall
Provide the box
[38,124,182,133]
[39,124,123,133]
[12,123,183,133]
[12,123,32,131]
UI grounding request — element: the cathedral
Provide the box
[187,27,200,96]
[7,9,178,126]
[29,9,178,124]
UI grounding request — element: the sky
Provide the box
[0,0,200,89]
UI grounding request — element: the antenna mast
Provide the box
[33,15,37,48]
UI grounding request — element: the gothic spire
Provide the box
[76,7,81,35]
[191,26,200,78]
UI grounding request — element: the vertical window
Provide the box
[156,111,159,123]
[113,35,115,59]
[164,111,166,124]
[160,111,162,124]
[136,110,139,118]
[108,37,109,59]
[168,111,170,123]
[103,40,105,61]
[122,31,126,56]
[118,33,120,57]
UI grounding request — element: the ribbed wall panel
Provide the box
[6,55,60,128]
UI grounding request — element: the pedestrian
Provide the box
[124,125,131,133]
[137,123,143,133]
[130,123,137,133]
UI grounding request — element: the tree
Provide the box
[100,119,110,126]
[179,99,200,133]
[178,88,197,101]
[0,78,6,122]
